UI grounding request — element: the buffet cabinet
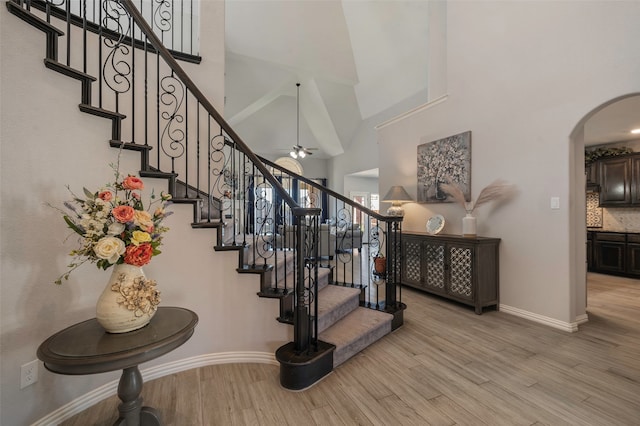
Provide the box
[401,232,500,314]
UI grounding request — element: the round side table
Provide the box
[37,306,198,426]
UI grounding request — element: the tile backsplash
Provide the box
[602,207,640,232]
[586,192,640,231]
[586,193,602,227]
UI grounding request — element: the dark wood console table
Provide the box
[37,307,198,426]
[401,232,500,314]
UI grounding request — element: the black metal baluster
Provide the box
[144,35,148,147]
[65,0,70,66]
[242,152,248,244]
[155,49,159,166]
[228,137,235,226]
[82,0,87,74]
[196,103,200,205]
[171,0,174,50]
[206,115,211,222]
[130,12,135,142]
[98,0,102,107]
[184,90,188,190]
[251,162,257,264]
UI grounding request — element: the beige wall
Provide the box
[0,3,291,425]
[376,0,640,326]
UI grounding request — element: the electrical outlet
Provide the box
[20,360,38,389]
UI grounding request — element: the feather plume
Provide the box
[441,177,516,214]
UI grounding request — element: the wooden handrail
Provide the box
[259,155,402,223]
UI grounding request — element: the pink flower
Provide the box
[98,191,113,201]
[112,205,135,223]
[124,243,153,266]
[122,176,144,190]
[132,192,141,200]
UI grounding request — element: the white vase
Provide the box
[462,213,477,237]
[96,263,158,333]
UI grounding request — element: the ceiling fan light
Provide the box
[298,150,306,158]
[290,150,298,159]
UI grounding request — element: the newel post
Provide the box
[292,207,320,352]
[385,217,405,329]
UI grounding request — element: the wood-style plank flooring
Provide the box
[62,273,640,425]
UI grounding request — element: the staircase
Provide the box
[7,0,405,392]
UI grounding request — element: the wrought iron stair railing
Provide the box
[23,0,201,62]
[257,156,405,319]
[6,0,405,390]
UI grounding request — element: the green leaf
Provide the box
[63,215,85,236]
[83,187,96,199]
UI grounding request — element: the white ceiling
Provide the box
[223,2,638,158]
[223,0,429,160]
[584,95,640,146]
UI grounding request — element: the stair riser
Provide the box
[330,320,391,368]
[318,293,360,334]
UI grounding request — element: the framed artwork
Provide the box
[417,131,471,203]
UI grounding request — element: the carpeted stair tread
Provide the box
[317,285,361,333]
[319,307,393,367]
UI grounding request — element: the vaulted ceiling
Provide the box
[223,0,430,160]
[222,1,639,159]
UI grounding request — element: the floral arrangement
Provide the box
[441,178,516,215]
[50,157,172,284]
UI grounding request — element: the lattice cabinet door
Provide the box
[446,243,474,301]
[402,236,423,287]
[423,241,446,294]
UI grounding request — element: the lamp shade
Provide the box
[382,186,412,216]
[383,186,412,203]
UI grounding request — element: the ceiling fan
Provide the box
[288,83,316,159]
[290,145,315,159]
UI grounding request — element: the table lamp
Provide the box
[382,185,413,216]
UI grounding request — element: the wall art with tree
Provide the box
[417,131,471,203]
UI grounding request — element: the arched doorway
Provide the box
[570,93,640,325]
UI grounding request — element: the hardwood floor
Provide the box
[61,273,640,425]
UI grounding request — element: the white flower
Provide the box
[108,222,126,236]
[93,237,126,264]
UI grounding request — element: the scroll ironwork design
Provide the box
[209,134,233,215]
[159,72,186,164]
[102,1,131,95]
[152,0,172,33]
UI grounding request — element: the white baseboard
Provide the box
[31,351,278,426]
[500,304,584,333]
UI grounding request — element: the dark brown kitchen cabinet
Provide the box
[597,154,640,206]
[587,231,594,271]
[599,157,632,206]
[626,234,640,275]
[401,232,500,314]
[591,232,640,277]
[585,162,599,187]
[631,157,640,204]
[594,233,625,274]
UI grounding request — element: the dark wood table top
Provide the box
[37,307,198,375]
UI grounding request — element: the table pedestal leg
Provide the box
[113,366,161,426]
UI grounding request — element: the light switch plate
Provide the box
[551,197,560,209]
